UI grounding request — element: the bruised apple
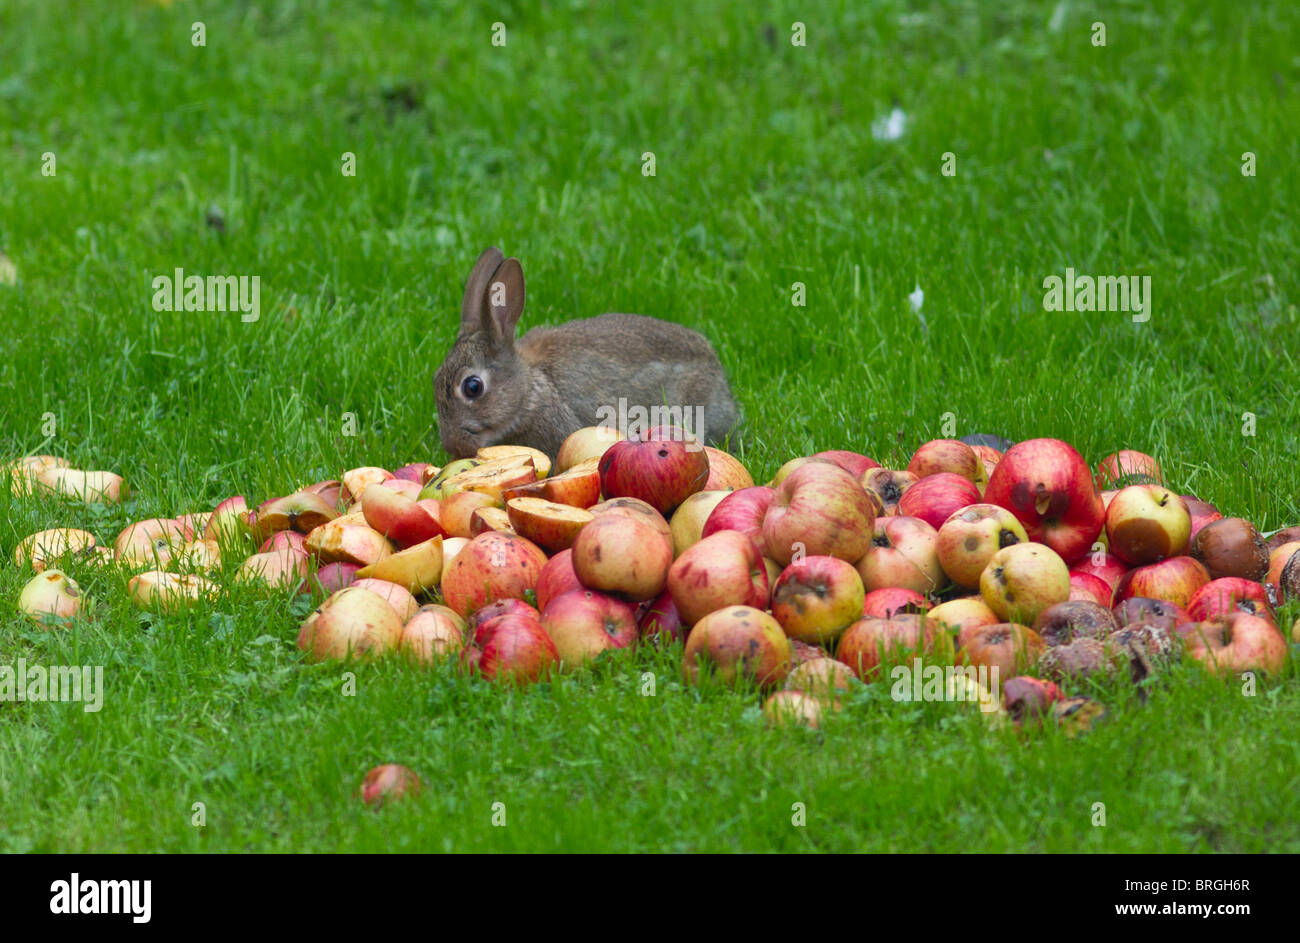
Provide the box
[935,504,1027,589]
[983,438,1105,565]
[571,513,672,602]
[541,589,640,666]
[855,515,944,594]
[769,555,865,644]
[836,614,934,681]
[439,531,548,618]
[979,543,1070,625]
[761,462,875,566]
[681,605,791,688]
[667,530,769,626]
[1180,612,1287,678]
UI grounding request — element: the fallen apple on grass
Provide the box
[305,519,394,567]
[1112,555,1210,609]
[598,432,710,515]
[1266,542,1300,590]
[473,614,558,683]
[297,586,405,662]
[896,472,981,531]
[861,587,932,620]
[1180,612,1287,678]
[249,491,339,542]
[440,531,548,618]
[14,528,97,571]
[669,490,731,556]
[700,486,774,545]
[1186,577,1274,624]
[935,504,1027,589]
[360,484,446,547]
[506,497,593,553]
[836,614,934,681]
[1189,517,1269,581]
[762,461,876,566]
[1069,551,1129,592]
[861,468,917,517]
[535,549,584,611]
[555,425,624,473]
[19,569,83,624]
[541,589,640,666]
[855,515,944,594]
[437,454,538,502]
[354,535,444,594]
[983,438,1105,565]
[501,462,601,509]
[1105,485,1190,565]
[129,570,218,611]
[979,543,1070,625]
[572,513,673,603]
[1095,449,1163,487]
[358,764,423,808]
[907,438,985,488]
[762,691,823,729]
[637,590,685,645]
[703,446,755,491]
[1031,600,1118,646]
[439,491,501,538]
[784,657,855,705]
[1068,571,1114,607]
[958,622,1044,677]
[810,450,880,479]
[399,606,465,664]
[34,467,126,504]
[667,530,769,626]
[114,518,189,567]
[296,561,361,597]
[681,605,791,688]
[235,547,310,590]
[770,555,864,644]
[477,444,551,479]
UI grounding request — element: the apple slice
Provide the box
[440,491,503,538]
[305,520,394,566]
[360,484,447,548]
[169,539,222,572]
[470,507,516,536]
[356,536,444,594]
[477,444,552,479]
[439,454,538,501]
[506,498,594,553]
[129,570,218,610]
[341,466,394,506]
[502,463,602,509]
[249,491,339,541]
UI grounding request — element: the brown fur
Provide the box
[434,248,738,459]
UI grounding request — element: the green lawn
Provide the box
[2,0,1299,851]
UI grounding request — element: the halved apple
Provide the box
[501,463,601,509]
[356,536,444,594]
[477,444,552,479]
[341,466,394,506]
[506,498,592,553]
[128,570,218,610]
[437,454,537,501]
[249,491,339,541]
[35,467,125,503]
[305,520,394,566]
[114,518,189,567]
[169,539,222,572]
[439,491,502,538]
[470,507,515,536]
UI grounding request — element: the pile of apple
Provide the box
[9,430,1300,732]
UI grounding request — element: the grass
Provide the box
[2,0,1299,851]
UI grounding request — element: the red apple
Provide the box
[358,764,422,808]
[296,562,361,597]
[896,472,981,530]
[1112,596,1191,634]
[907,439,985,488]
[836,614,934,681]
[1267,542,1300,593]
[572,513,673,602]
[1095,449,1163,487]
[958,622,1044,677]
[861,587,932,620]
[1182,496,1224,541]
[1069,571,1114,607]
[669,490,731,556]
[770,555,865,644]
[556,425,624,472]
[361,483,447,548]
[598,434,710,515]
[667,530,769,627]
[1104,485,1190,565]
[1180,612,1287,678]
[536,549,583,611]
[1186,577,1274,625]
[983,438,1105,565]
[1070,551,1129,591]
[541,589,639,666]
[761,462,876,566]
[855,515,944,594]
[297,586,404,662]
[681,605,791,688]
[810,450,880,479]
[439,531,548,618]
[1112,556,1210,609]
[476,614,558,683]
[701,486,775,545]
[400,606,465,664]
[637,589,685,645]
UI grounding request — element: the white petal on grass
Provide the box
[908,284,924,311]
[1048,1,1068,33]
[872,107,908,141]
[0,252,16,286]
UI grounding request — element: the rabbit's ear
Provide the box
[460,247,506,335]
[484,257,525,342]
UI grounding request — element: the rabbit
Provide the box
[434,247,739,460]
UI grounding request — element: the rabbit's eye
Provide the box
[461,375,484,400]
